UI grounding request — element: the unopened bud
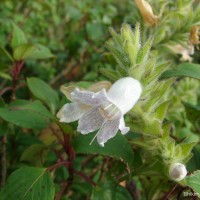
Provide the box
[169,163,187,181]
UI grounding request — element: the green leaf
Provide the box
[86,22,104,41]
[187,145,200,171]
[109,28,123,47]
[161,63,200,80]
[0,121,7,137]
[13,44,54,61]
[183,102,200,131]
[99,68,119,81]
[121,23,133,44]
[0,72,11,80]
[180,143,196,159]
[175,142,196,162]
[136,37,153,64]
[27,77,59,114]
[11,23,27,49]
[73,133,134,169]
[20,144,49,166]
[0,100,52,129]
[124,41,137,66]
[0,45,13,62]
[27,44,54,60]
[91,182,132,200]
[154,101,169,122]
[186,170,200,197]
[0,167,55,200]
[130,119,162,136]
[13,44,35,61]
[132,23,141,53]
[106,43,129,69]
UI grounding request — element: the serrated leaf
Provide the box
[186,170,200,197]
[161,63,200,80]
[0,100,52,129]
[0,167,55,200]
[73,133,134,168]
[27,77,59,114]
[11,23,27,49]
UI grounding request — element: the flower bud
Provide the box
[135,0,159,26]
[107,77,142,114]
[189,26,200,45]
[169,163,187,181]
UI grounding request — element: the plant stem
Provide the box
[73,169,96,186]
[55,182,68,200]
[0,87,13,96]
[49,125,64,146]
[62,133,74,193]
[51,125,96,199]
[47,161,70,172]
[11,60,24,100]
[161,184,178,200]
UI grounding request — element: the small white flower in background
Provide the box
[167,44,194,62]
[57,77,142,147]
[169,163,187,181]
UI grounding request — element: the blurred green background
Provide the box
[0,0,137,86]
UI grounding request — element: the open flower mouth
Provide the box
[57,77,142,146]
[98,103,120,121]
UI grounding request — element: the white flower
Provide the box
[169,163,187,181]
[57,77,142,146]
[167,44,194,62]
[135,0,159,26]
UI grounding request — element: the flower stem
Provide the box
[11,60,25,100]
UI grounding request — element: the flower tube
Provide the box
[57,77,142,146]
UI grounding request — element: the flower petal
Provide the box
[57,103,88,123]
[135,0,159,26]
[71,88,109,106]
[119,117,130,135]
[77,107,105,134]
[60,85,84,101]
[97,115,121,147]
[88,81,112,92]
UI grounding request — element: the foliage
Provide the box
[0,0,200,199]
